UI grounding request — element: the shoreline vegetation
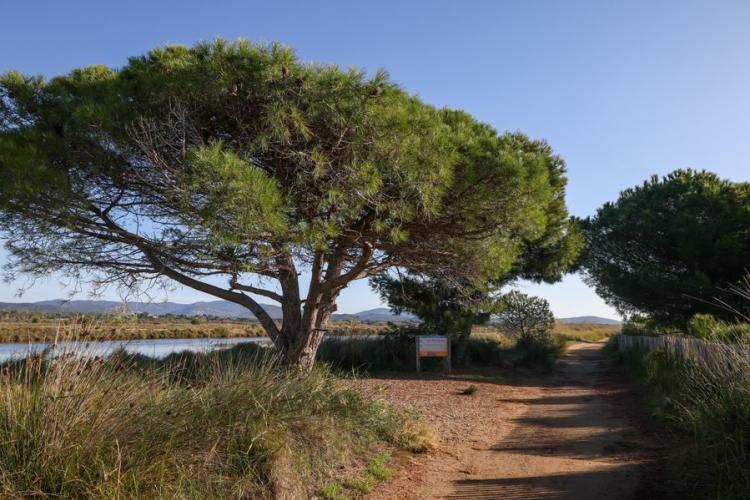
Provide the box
[0,317,384,343]
[0,339,434,498]
[0,312,619,344]
[0,321,610,498]
[612,329,750,499]
[0,312,619,496]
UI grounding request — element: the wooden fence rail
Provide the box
[617,334,750,373]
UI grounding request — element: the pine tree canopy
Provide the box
[0,39,581,368]
[580,169,750,326]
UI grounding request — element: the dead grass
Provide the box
[0,319,391,343]
[473,322,619,343]
[0,339,430,498]
[552,322,621,342]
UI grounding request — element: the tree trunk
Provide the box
[263,252,348,372]
[454,323,472,367]
[278,297,339,371]
[282,331,324,371]
[273,289,339,371]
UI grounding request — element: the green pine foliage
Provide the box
[580,169,750,326]
[370,274,499,337]
[0,39,581,368]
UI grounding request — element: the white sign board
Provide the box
[418,336,449,357]
[416,335,451,374]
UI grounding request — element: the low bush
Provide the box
[620,315,664,336]
[685,313,722,339]
[317,329,562,372]
[515,334,565,366]
[317,332,416,372]
[0,343,429,498]
[623,312,750,343]
[615,338,750,498]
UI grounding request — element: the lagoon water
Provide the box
[0,337,272,363]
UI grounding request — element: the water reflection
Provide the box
[0,337,272,363]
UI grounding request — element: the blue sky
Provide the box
[1,1,749,318]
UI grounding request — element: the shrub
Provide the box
[0,343,428,498]
[211,326,229,337]
[625,312,750,342]
[496,291,559,364]
[317,333,417,372]
[617,338,750,498]
[620,314,679,336]
[719,322,750,342]
[684,313,750,342]
[317,328,561,372]
[499,291,555,342]
[685,313,721,338]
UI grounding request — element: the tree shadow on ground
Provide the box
[448,466,643,500]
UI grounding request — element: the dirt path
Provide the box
[365,342,657,499]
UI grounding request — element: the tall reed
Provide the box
[0,341,428,498]
[639,342,750,498]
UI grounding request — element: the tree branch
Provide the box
[229,278,283,303]
[320,243,374,294]
[91,207,281,340]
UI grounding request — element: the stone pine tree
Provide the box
[1,40,579,370]
[372,157,581,366]
[372,219,579,366]
[580,169,750,326]
[371,275,500,366]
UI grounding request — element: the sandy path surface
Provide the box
[363,342,657,499]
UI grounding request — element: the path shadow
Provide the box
[448,466,642,500]
[497,394,597,405]
[444,343,666,499]
[492,430,653,460]
[360,342,615,390]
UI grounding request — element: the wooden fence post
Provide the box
[415,337,421,373]
[446,338,452,374]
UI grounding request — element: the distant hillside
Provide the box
[0,299,280,319]
[334,307,417,322]
[0,300,415,322]
[0,300,618,324]
[557,316,621,325]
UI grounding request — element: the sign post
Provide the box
[416,335,451,374]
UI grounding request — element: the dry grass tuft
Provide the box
[552,322,620,342]
[0,337,427,498]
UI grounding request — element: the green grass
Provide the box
[343,475,377,493]
[338,453,392,495]
[0,343,429,498]
[366,452,393,481]
[319,481,346,500]
[613,335,750,499]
